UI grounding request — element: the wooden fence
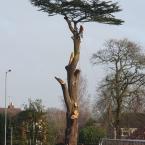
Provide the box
[101,139,145,145]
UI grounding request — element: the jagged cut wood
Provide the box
[71,110,79,119]
[69,52,74,65]
[55,77,65,84]
[74,102,78,107]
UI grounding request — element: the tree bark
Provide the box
[114,98,122,139]
[55,18,82,145]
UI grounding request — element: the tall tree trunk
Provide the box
[107,103,114,138]
[114,63,122,139]
[114,99,122,139]
[55,18,82,145]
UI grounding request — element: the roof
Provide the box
[120,113,145,128]
[0,103,21,117]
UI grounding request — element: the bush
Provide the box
[79,126,106,145]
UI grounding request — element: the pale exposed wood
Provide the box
[69,52,74,65]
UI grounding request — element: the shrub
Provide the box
[79,126,106,145]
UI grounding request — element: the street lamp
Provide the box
[4,69,12,145]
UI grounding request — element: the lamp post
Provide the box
[10,127,13,145]
[4,69,12,145]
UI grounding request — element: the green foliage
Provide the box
[0,100,66,145]
[79,126,106,145]
[0,113,5,145]
[30,0,123,25]
[15,99,49,145]
[85,118,96,127]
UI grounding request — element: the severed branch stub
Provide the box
[55,76,65,84]
[55,76,72,112]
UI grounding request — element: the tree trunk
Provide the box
[114,64,122,139]
[114,99,122,139]
[55,19,82,145]
[107,103,114,138]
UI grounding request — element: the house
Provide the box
[0,102,21,117]
[97,112,145,139]
[119,113,145,139]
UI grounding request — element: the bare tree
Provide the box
[78,74,91,128]
[93,76,116,138]
[91,39,145,139]
[124,87,145,113]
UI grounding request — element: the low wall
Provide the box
[101,139,145,145]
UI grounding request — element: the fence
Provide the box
[101,138,145,145]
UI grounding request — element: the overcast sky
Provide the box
[0,0,145,108]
